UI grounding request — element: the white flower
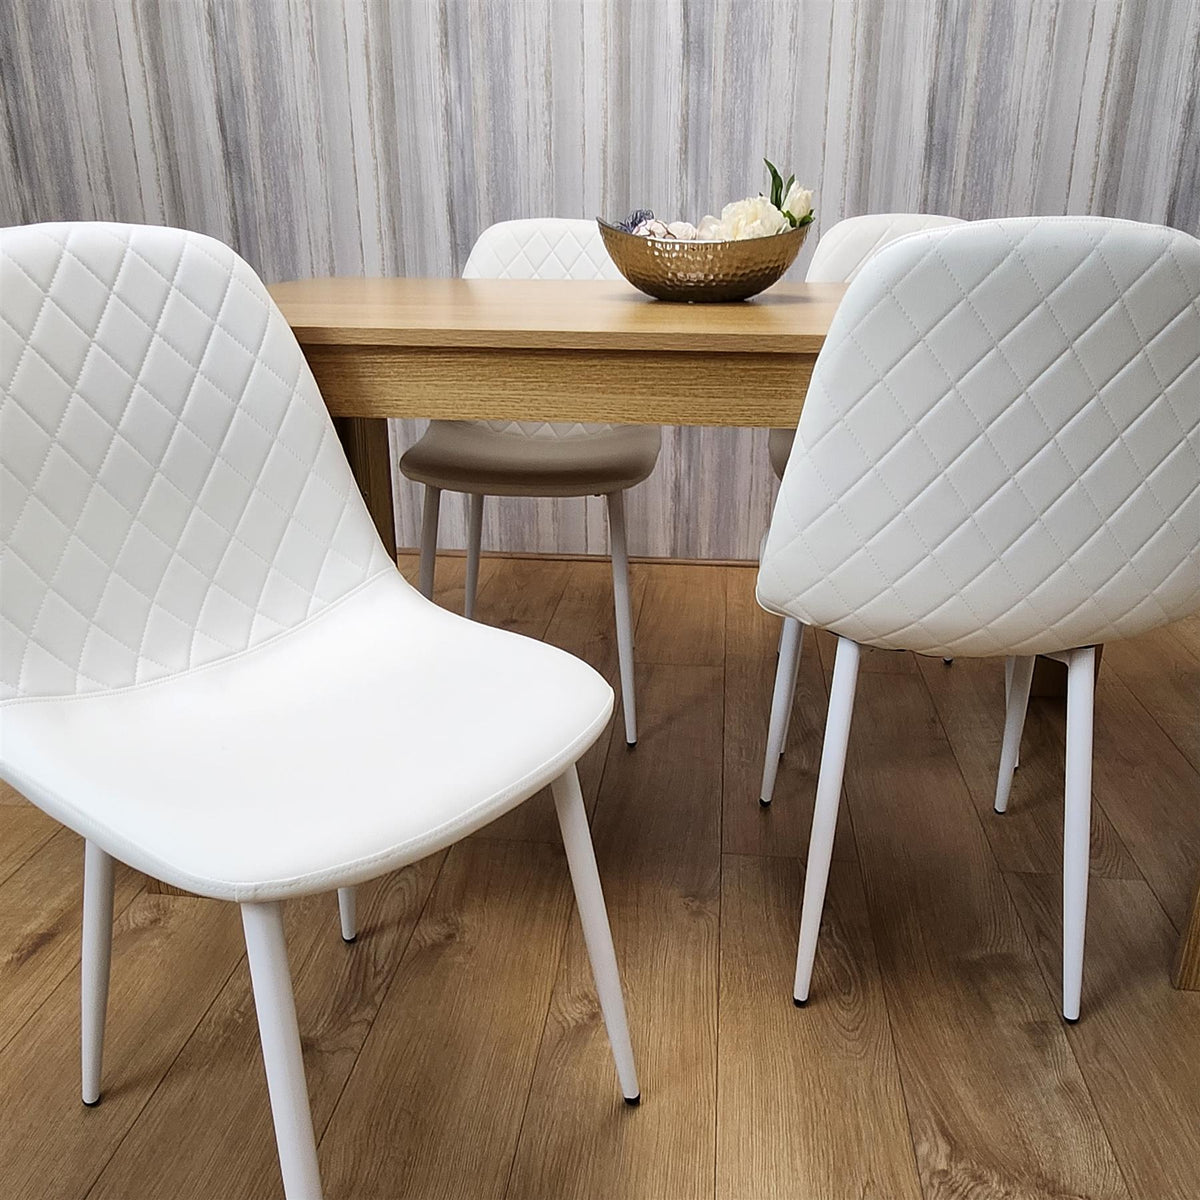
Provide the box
[781,181,814,225]
[666,220,698,240]
[696,214,725,241]
[719,195,790,240]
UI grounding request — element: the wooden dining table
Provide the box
[268,274,1200,993]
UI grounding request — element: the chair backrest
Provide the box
[0,222,394,702]
[463,218,622,282]
[807,213,964,283]
[759,216,1200,658]
[461,219,622,438]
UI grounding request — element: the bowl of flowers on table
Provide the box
[598,160,814,302]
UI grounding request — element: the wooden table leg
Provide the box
[1174,874,1200,990]
[333,416,397,559]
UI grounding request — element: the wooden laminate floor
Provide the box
[2,558,1198,1200]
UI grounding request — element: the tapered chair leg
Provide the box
[336,887,356,943]
[760,618,804,806]
[464,493,485,619]
[550,765,640,1103]
[606,490,638,747]
[794,636,861,1005]
[418,484,442,599]
[1062,646,1096,1022]
[81,841,114,1106]
[241,902,323,1200]
[778,619,804,756]
[995,655,1035,813]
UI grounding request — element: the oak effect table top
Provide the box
[267,277,848,353]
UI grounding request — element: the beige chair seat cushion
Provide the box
[400,420,662,497]
[768,427,795,481]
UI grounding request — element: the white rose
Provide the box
[719,195,790,240]
[635,218,671,238]
[696,214,725,240]
[782,181,814,225]
[666,220,698,240]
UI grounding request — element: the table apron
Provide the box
[304,345,816,427]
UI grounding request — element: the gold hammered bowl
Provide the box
[597,219,809,302]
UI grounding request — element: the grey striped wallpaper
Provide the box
[4,0,1198,559]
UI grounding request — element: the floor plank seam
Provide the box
[81,912,247,1200]
[314,850,450,1148]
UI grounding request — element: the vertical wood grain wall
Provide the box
[4,0,1198,559]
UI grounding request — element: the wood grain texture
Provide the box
[0,830,142,1053]
[916,654,1139,879]
[1176,877,1200,991]
[332,415,397,555]
[2,562,1198,1199]
[87,862,444,1200]
[269,278,845,351]
[0,893,245,1200]
[302,344,817,426]
[505,661,723,1200]
[6,0,1196,559]
[318,839,574,1200]
[717,854,922,1200]
[1007,872,1200,1198]
[813,639,1131,1200]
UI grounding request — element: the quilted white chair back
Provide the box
[462,218,622,439]
[806,212,964,283]
[759,216,1200,658]
[0,222,394,701]
[463,218,622,282]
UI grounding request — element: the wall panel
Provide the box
[3,0,1196,558]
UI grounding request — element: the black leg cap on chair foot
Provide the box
[626,740,637,749]
[942,658,954,666]
[83,1097,101,1108]
[1063,1015,1079,1025]
[759,797,772,808]
[624,1093,641,1107]
[342,935,357,944]
[793,997,807,1008]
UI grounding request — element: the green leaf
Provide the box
[764,158,783,209]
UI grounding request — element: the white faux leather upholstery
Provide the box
[805,212,964,284]
[0,223,614,900]
[400,218,661,494]
[770,213,965,480]
[759,217,1200,657]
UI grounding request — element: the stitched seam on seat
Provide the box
[0,565,396,709]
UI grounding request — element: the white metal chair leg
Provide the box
[418,484,441,599]
[1062,646,1096,1022]
[242,902,324,1200]
[464,493,484,620]
[995,655,1035,813]
[794,636,861,1005]
[550,765,640,1103]
[336,887,356,943]
[81,840,114,1106]
[760,618,803,806]
[779,619,804,756]
[606,490,638,747]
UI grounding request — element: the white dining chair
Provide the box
[399,218,661,748]
[760,213,964,805]
[0,222,639,1200]
[758,216,1200,1021]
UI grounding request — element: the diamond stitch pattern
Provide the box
[461,219,624,441]
[1,223,393,701]
[758,217,1200,657]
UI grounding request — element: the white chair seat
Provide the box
[1,570,612,901]
[400,419,661,497]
